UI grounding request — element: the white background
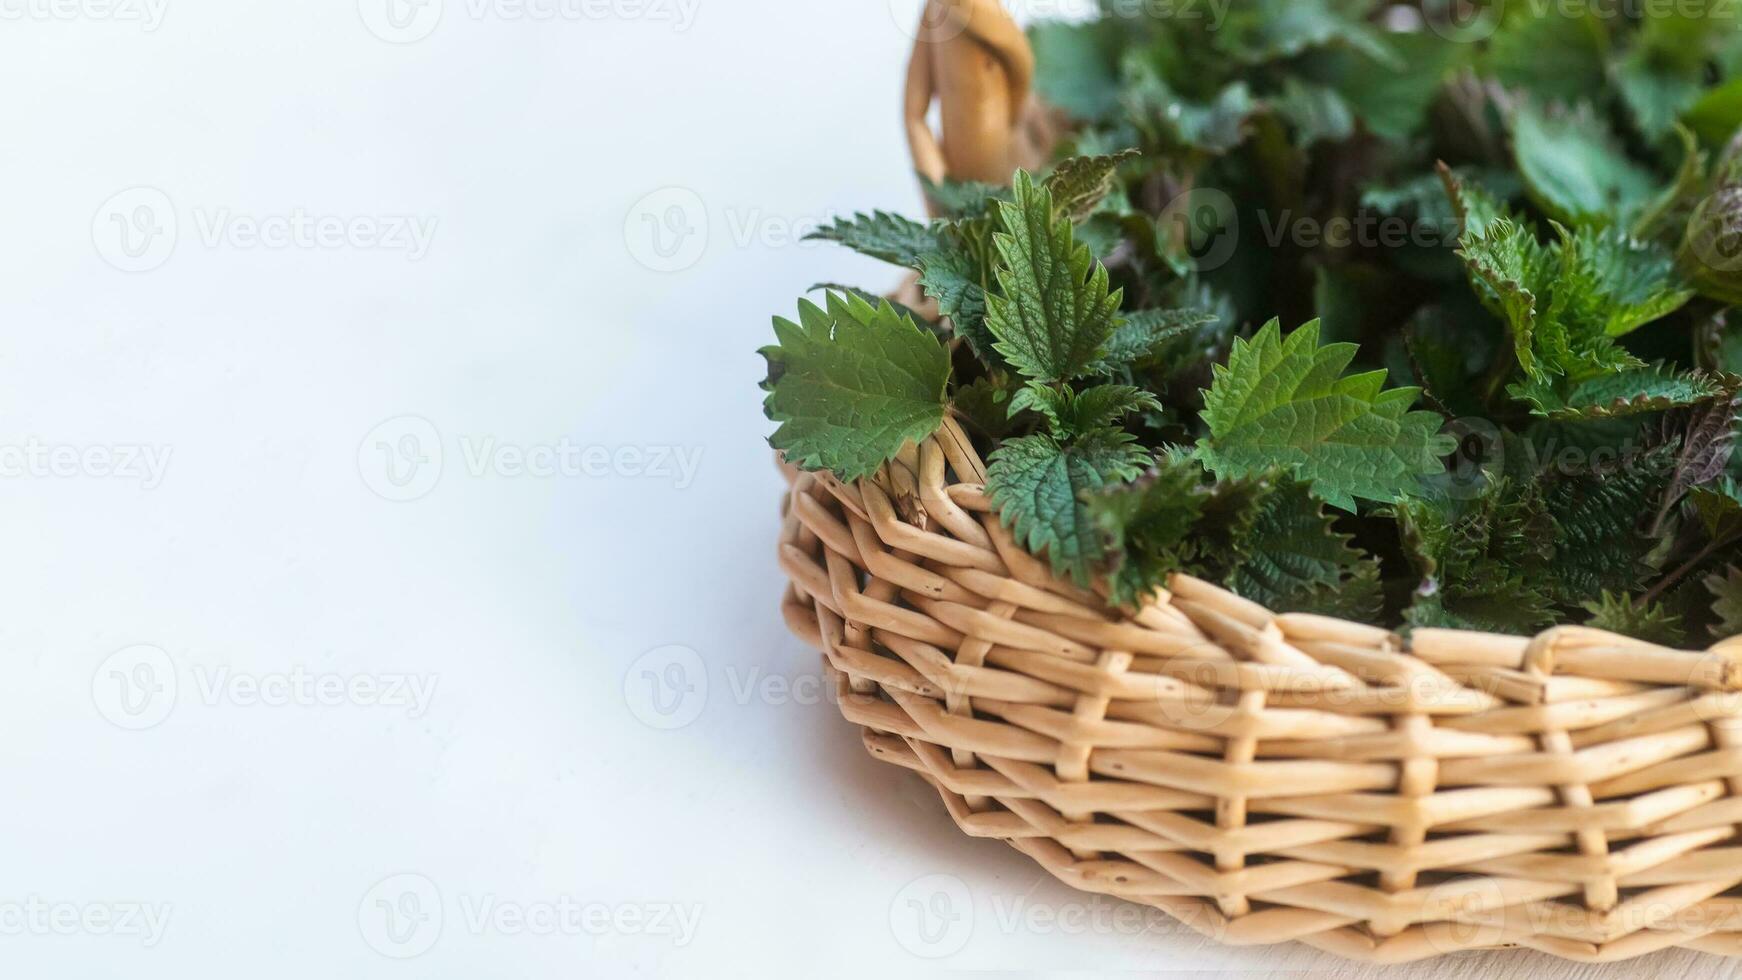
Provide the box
[0,1,1725,977]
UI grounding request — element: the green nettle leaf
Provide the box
[1633,125,1707,242]
[1402,299,1500,418]
[1030,19,1124,120]
[1583,591,1688,647]
[1618,49,1705,142]
[986,428,1151,586]
[1367,167,1516,239]
[1690,478,1742,541]
[1089,455,1213,607]
[1510,364,1723,419]
[919,176,1008,220]
[1195,319,1455,511]
[950,375,1027,440]
[1704,565,1742,637]
[1010,379,1156,433]
[1009,382,1161,436]
[804,211,939,267]
[1226,481,1382,619]
[1683,77,1742,148]
[1216,0,1399,69]
[1459,219,1680,386]
[916,246,997,360]
[1273,79,1355,146]
[1511,103,1657,226]
[1121,65,1259,156]
[1044,150,1139,223]
[1578,228,1696,336]
[1543,449,1675,603]
[1396,479,1559,635]
[1486,10,1608,105]
[1440,164,1512,241]
[808,283,938,334]
[1172,83,1259,155]
[762,292,950,481]
[1311,266,1372,346]
[1653,380,1742,533]
[1457,216,1549,375]
[986,172,1124,382]
[1094,308,1219,373]
[1299,30,1464,143]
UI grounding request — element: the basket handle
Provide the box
[903,0,1035,194]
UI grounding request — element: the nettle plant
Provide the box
[762,3,1742,643]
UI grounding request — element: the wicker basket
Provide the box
[774,5,1742,966]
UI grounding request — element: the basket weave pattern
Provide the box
[778,420,1742,964]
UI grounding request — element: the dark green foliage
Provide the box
[759,6,1742,642]
[1396,480,1558,634]
[1224,482,1384,620]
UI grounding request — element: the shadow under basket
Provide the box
[776,417,1742,964]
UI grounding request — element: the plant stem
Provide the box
[1638,535,1734,609]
